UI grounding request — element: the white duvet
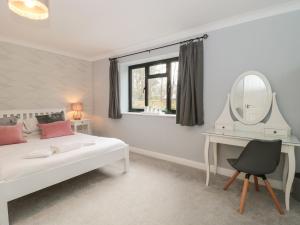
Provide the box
[0,133,127,182]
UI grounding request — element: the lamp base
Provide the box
[73,111,82,120]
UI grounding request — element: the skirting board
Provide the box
[130,146,283,190]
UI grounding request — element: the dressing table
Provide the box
[202,71,300,211]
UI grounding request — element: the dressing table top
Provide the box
[202,128,300,147]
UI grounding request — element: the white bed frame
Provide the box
[0,109,129,225]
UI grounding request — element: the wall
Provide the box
[92,11,300,180]
[0,42,93,115]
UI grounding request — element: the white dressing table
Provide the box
[202,71,300,211]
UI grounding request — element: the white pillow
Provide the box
[23,118,39,134]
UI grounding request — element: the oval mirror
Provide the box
[230,71,272,125]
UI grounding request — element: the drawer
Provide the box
[215,123,234,131]
[72,120,89,126]
[77,120,88,125]
[264,128,288,137]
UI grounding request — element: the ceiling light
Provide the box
[8,0,49,20]
[24,0,35,8]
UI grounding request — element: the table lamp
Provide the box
[71,103,83,120]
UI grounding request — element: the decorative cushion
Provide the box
[0,116,18,126]
[0,124,27,146]
[50,111,65,121]
[36,111,65,124]
[38,120,74,139]
[35,115,51,124]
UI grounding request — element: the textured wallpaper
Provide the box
[0,42,93,116]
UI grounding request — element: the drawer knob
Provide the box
[273,131,277,134]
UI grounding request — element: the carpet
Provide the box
[9,153,300,225]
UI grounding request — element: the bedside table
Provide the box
[71,119,91,134]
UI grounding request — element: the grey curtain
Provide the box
[176,40,204,126]
[108,59,122,119]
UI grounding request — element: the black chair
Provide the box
[223,139,284,214]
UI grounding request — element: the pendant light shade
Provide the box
[8,0,49,20]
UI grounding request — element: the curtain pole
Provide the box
[109,34,208,61]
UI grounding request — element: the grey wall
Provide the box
[0,42,93,116]
[93,11,300,180]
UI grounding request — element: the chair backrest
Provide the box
[235,139,282,175]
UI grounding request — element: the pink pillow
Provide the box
[0,124,27,146]
[38,120,74,139]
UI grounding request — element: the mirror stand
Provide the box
[215,93,291,137]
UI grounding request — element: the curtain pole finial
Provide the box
[202,34,208,39]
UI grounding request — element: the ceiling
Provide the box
[0,0,299,60]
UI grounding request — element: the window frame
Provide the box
[128,57,178,114]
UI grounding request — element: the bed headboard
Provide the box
[0,109,66,121]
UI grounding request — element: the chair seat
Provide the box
[227,158,244,173]
[227,158,257,175]
[227,158,268,175]
[227,158,238,167]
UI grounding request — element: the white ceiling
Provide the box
[0,0,299,60]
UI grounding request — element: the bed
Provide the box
[0,109,129,225]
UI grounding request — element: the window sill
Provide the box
[122,112,176,118]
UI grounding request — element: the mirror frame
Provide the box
[230,71,273,125]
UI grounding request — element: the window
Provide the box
[129,57,178,113]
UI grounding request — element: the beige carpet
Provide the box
[9,153,300,225]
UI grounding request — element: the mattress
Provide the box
[0,133,127,182]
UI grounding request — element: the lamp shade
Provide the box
[8,0,49,20]
[71,103,83,112]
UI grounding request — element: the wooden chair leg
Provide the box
[254,176,259,192]
[239,177,249,214]
[240,181,249,194]
[263,179,284,215]
[224,171,240,190]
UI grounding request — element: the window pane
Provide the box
[148,77,167,110]
[171,61,178,110]
[131,68,145,109]
[149,64,166,75]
